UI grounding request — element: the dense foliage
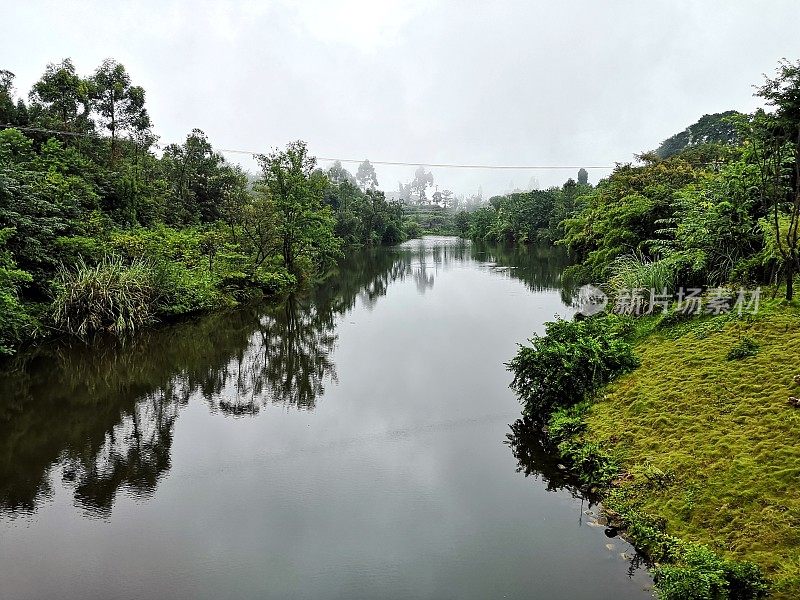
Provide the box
[0,59,408,353]
[468,59,800,303]
[468,180,589,244]
[508,315,639,420]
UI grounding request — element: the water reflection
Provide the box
[0,237,572,517]
[505,416,589,499]
[472,242,577,303]
[506,416,652,583]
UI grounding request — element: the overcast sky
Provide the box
[3,1,799,196]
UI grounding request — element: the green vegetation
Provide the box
[508,316,639,420]
[471,60,800,303]
[509,313,777,599]
[584,306,800,599]
[468,180,589,244]
[506,59,800,599]
[0,59,409,354]
[402,204,458,236]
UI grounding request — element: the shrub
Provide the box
[0,228,34,354]
[547,402,590,442]
[403,220,423,239]
[254,267,296,294]
[0,285,34,355]
[508,315,640,420]
[653,544,768,600]
[149,259,225,316]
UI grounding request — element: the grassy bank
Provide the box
[509,304,800,599]
[583,303,800,598]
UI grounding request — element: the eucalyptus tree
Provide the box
[356,159,378,190]
[89,59,151,160]
[256,141,340,275]
[0,70,16,125]
[411,165,433,204]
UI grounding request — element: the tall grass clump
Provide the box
[52,257,159,337]
[609,252,679,294]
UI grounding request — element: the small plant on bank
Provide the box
[726,337,760,360]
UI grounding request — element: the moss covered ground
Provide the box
[585,302,800,598]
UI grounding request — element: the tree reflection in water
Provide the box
[505,416,591,499]
[205,295,338,415]
[0,238,573,517]
[506,416,651,580]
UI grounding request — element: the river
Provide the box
[0,236,652,599]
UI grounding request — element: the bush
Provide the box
[0,228,34,354]
[254,267,296,295]
[403,220,423,239]
[508,315,640,420]
[653,544,768,600]
[149,259,225,316]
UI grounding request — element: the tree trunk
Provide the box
[787,263,794,301]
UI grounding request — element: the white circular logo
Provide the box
[575,284,608,316]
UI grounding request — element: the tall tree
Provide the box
[89,59,151,160]
[751,59,800,300]
[28,59,92,133]
[0,70,16,125]
[257,141,340,275]
[411,166,433,204]
[356,159,378,190]
[161,129,246,224]
[577,168,588,185]
[442,189,454,209]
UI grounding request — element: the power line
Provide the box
[1,123,614,170]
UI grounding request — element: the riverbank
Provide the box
[510,302,800,599]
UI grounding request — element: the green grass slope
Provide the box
[586,304,800,597]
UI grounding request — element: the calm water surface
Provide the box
[0,236,652,599]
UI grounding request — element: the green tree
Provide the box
[411,166,433,204]
[256,141,340,275]
[161,129,247,224]
[455,210,470,237]
[577,168,588,185]
[750,59,800,300]
[656,111,743,158]
[0,70,17,125]
[0,227,33,355]
[89,59,151,160]
[355,159,378,190]
[28,59,92,133]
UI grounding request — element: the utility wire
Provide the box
[1,123,614,170]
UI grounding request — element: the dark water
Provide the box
[0,236,651,600]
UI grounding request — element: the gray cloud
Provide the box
[3,0,798,195]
